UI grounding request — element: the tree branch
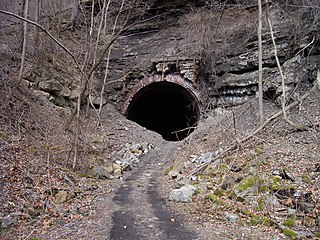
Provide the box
[0,10,82,72]
[188,85,318,177]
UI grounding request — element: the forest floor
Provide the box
[0,4,319,238]
[0,78,319,239]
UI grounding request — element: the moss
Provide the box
[239,209,251,216]
[301,175,311,184]
[206,194,223,204]
[269,176,294,191]
[260,185,269,192]
[237,175,263,192]
[213,188,226,197]
[254,146,263,156]
[304,216,315,227]
[0,131,8,141]
[250,215,272,226]
[227,190,237,200]
[314,232,320,238]
[283,218,295,227]
[271,176,282,183]
[282,228,298,239]
[219,163,228,172]
[164,165,174,175]
[256,197,264,211]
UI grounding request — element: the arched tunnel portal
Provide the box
[123,75,201,141]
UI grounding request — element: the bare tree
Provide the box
[18,0,29,85]
[257,0,264,126]
[267,15,309,131]
[33,0,40,53]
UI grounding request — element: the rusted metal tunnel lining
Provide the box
[124,75,200,141]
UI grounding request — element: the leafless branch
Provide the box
[188,84,318,176]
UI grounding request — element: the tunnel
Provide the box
[126,81,200,141]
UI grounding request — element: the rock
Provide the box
[113,169,122,178]
[69,89,80,101]
[282,168,295,181]
[84,180,99,191]
[92,165,113,180]
[39,79,63,93]
[60,87,72,98]
[200,152,213,164]
[54,190,75,204]
[168,169,181,179]
[221,176,235,190]
[34,90,50,101]
[121,159,133,171]
[176,177,191,187]
[49,95,66,107]
[91,95,107,107]
[104,164,114,174]
[196,182,208,193]
[263,194,281,209]
[225,212,239,223]
[234,175,262,199]
[22,68,37,82]
[183,160,192,169]
[112,163,122,171]
[168,185,196,203]
[0,216,16,229]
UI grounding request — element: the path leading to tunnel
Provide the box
[110,142,199,240]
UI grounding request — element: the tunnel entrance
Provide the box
[126,81,200,141]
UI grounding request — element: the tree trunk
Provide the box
[33,0,40,54]
[70,0,79,27]
[18,0,29,85]
[257,0,264,126]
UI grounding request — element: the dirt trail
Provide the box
[110,142,199,240]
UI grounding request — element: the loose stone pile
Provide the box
[167,151,320,238]
[91,142,154,180]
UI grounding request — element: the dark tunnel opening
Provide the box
[126,82,200,141]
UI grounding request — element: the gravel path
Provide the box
[110,143,200,240]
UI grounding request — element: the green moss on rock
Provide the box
[237,175,258,192]
[213,188,226,197]
[314,232,320,238]
[254,146,263,156]
[250,215,272,226]
[301,175,311,184]
[269,176,294,191]
[206,194,223,204]
[256,197,264,211]
[283,218,295,227]
[282,228,298,239]
[239,208,251,216]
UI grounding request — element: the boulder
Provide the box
[225,212,239,223]
[113,169,122,178]
[0,216,16,229]
[54,190,75,204]
[234,175,262,199]
[169,185,196,203]
[39,79,63,93]
[92,165,113,180]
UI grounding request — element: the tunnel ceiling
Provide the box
[126,81,200,141]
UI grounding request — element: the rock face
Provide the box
[98,2,319,113]
[20,1,320,114]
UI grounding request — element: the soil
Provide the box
[1,2,319,239]
[1,85,319,239]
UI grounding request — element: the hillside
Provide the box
[0,0,319,239]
